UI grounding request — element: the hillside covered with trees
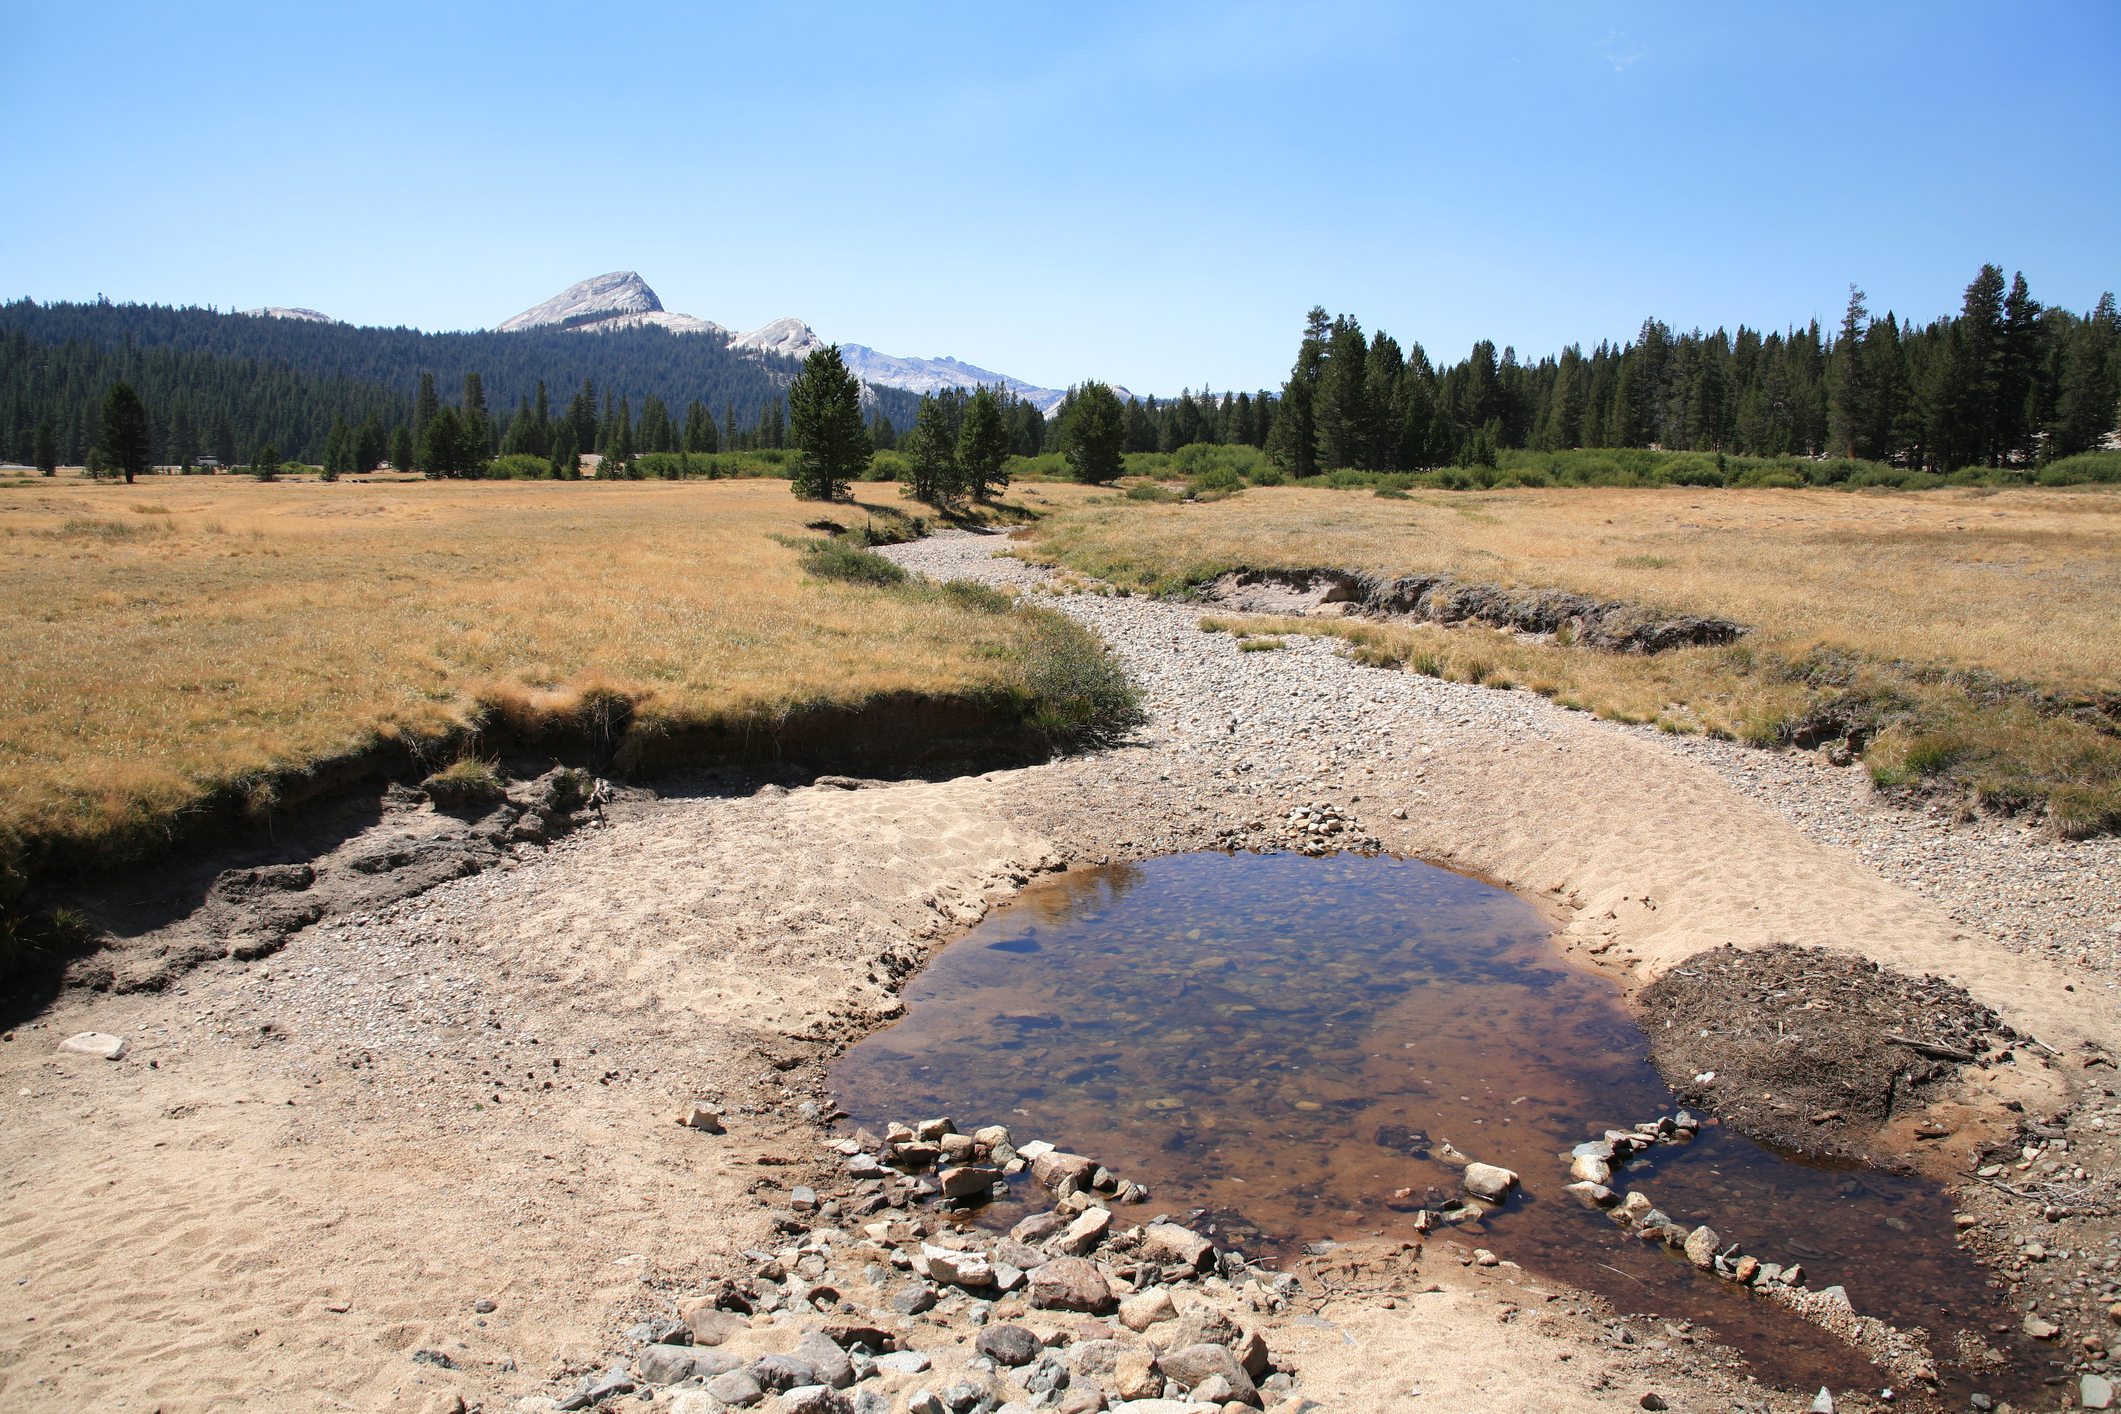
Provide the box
[0,298,925,468]
[1263,264,2119,477]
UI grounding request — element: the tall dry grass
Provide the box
[1033,484,2121,834]
[0,475,1105,882]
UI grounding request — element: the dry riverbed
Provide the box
[1,530,2114,1414]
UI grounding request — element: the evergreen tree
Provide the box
[956,386,1012,501]
[548,422,579,480]
[34,419,56,475]
[388,423,415,472]
[1060,381,1126,485]
[420,407,463,478]
[101,380,151,483]
[169,404,199,467]
[322,418,351,479]
[1827,287,1871,459]
[869,413,897,451]
[787,343,870,500]
[1317,317,1373,469]
[683,399,718,453]
[533,379,550,445]
[1266,307,1328,477]
[1997,272,2043,465]
[414,372,439,447]
[354,414,385,473]
[605,397,635,475]
[723,400,738,452]
[211,407,236,467]
[1549,347,1585,450]
[906,395,962,505]
[252,441,281,480]
[2049,293,2120,460]
[567,379,598,455]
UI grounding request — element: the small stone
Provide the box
[776,1386,850,1414]
[1809,1389,1834,1414]
[1732,1255,1760,1284]
[1193,1373,1235,1404]
[56,1032,127,1060]
[1610,1192,1654,1225]
[890,1286,937,1315]
[748,1354,824,1393]
[639,1345,741,1385]
[1568,1155,1613,1185]
[1120,1287,1179,1332]
[904,1392,945,1414]
[1572,1140,1617,1161]
[916,1245,992,1287]
[2026,1314,2062,1340]
[975,1323,1042,1366]
[1462,1163,1519,1201]
[1012,1211,1066,1245]
[790,1186,819,1212]
[875,1351,931,1373]
[474,1298,497,1313]
[2084,1374,2116,1410]
[1640,1396,1669,1411]
[938,1165,1002,1199]
[1472,1248,1500,1267]
[677,1104,725,1132]
[1563,1182,1615,1209]
[1683,1226,1721,1269]
[916,1117,956,1141]
[1047,1207,1112,1257]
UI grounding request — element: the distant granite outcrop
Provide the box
[242,306,339,323]
[496,272,1083,411]
[495,271,725,336]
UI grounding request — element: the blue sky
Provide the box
[4,1,2116,396]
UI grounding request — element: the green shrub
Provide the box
[1248,465,1288,487]
[2037,451,2121,486]
[939,579,1014,614]
[1125,482,1178,502]
[422,757,505,804]
[798,538,907,586]
[865,451,909,482]
[484,453,553,480]
[1010,605,1147,746]
[1004,452,1071,481]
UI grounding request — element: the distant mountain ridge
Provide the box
[496,272,1087,411]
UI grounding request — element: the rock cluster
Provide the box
[524,1110,1315,1412]
[829,1116,1153,1220]
[1558,1111,1824,1301]
[1212,802,1382,857]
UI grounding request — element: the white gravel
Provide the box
[883,527,2121,983]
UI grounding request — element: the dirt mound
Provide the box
[1638,943,2006,1162]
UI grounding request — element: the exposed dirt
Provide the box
[1637,944,2043,1169]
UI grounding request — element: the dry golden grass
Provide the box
[0,474,1108,874]
[1029,484,2121,688]
[1030,484,2121,833]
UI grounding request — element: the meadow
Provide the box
[1022,481,2121,835]
[0,474,1114,891]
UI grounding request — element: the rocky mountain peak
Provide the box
[497,272,665,333]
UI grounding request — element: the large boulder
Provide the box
[638,1344,741,1385]
[1027,1256,1113,1313]
[937,1165,1001,1199]
[1683,1226,1722,1269]
[1157,1342,1258,1403]
[746,1353,820,1393]
[1031,1151,1098,1189]
[791,1331,854,1389]
[1137,1223,1215,1272]
[974,1324,1042,1367]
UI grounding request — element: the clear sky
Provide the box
[4,1,2116,396]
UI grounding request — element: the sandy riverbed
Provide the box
[0,531,2110,1414]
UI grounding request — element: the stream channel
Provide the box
[831,851,2031,1401]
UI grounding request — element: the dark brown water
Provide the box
[832,852,2031,1402]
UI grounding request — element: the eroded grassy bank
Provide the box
[1022,483,2121,833]
[0,476,1121,904]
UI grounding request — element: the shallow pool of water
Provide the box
[832,852,2028,1398]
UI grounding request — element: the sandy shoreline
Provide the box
[1,531,2112,1413]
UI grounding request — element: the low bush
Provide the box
[421,756,505,804]
[864,451,909,482]
[485,453,554,480]
[1007,605,1146,745]
[798,538,907,586]
[2037,451,2121,486]
[1237,635,1285,652]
